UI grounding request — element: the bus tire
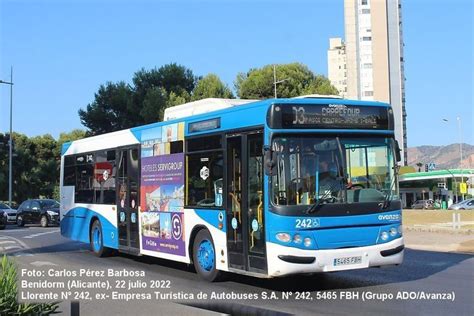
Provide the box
[90,220,111,257]
[192,229,221,282]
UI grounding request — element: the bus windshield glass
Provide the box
[271,136,398,210]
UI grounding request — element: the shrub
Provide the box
[0,255,60,315]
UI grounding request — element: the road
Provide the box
[1,225,473,316]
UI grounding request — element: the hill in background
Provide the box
[407,143,474,170]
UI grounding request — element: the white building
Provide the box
[344,0,407,165]
[327,38,347,98]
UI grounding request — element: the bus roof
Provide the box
[62,97,391,156]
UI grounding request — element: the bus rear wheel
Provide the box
[192,229,222,282]
[90,220,111,257]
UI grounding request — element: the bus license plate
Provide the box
[333,256,362,266]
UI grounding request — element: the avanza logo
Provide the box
[378,214,400,221]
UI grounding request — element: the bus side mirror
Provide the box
[263,146,277,176]
[394,140,401,162]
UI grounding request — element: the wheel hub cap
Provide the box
[197,240,215,271]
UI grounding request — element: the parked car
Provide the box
[449,198,474,210]
[0,202,17,223]
[411,199,434,209]
[16,199,60,227]
[0,209,6,229]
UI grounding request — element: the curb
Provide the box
[406,245,474,255]
[404,226,473,235]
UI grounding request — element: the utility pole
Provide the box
[457,117,464,200]
[0,67,14,207]
[273,65,289,99]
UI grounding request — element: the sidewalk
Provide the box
[403,229,474,254]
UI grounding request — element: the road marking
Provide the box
[0,240,16,245]
[5,246,22,250]
[23,229,60,239]
[0,235,30,249]
[30,261,58,267]
[0,228,36,233]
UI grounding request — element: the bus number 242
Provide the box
[295,218,320,229]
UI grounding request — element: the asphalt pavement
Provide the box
[1,225,473,316]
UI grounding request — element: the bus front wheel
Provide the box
[192,229,221,282]
[90,220,111,257]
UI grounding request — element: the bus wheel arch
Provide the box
[190,227,222,282]
[188,225,207,263]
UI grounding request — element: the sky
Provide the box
[0,0,472,147]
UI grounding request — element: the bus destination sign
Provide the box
[188,118,221,133]
[268,103,392,130]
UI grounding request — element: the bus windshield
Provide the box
[271,136,399,211]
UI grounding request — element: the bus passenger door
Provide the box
[116,147,140,254]
[226,131,267,274]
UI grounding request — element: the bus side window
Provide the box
[186,152,224,208]
[185,135,224,209]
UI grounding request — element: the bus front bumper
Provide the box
[266,237,404,277]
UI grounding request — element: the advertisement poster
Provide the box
[140,153,185,256]
[140,126,162,158]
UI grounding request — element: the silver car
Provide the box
[449,199,474,210]
[411,200,434,209]
[0,202,17,223]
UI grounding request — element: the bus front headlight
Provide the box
[389,227,397,237]
[380,231,389,241]
[276,233,291,243]
[303,237,312,247]
[293,234,302,244]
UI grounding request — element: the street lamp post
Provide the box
[442,117,465,200]
[0,67,14,207]
[457,117,464,200]
[273,65,289,98]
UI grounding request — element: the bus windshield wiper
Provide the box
[306,181,342,214]
[336,137,349,203]
[382,171,397,209]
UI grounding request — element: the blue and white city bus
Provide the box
[60,97,404,281]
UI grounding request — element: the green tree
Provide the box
[235,63,338,99]
[167,91,189,107]
[416,162,423,172]
[30,134,57,198]
[133,63,197,97]
[79,63,197,135]
[140,87,168,123]
[56,129,86,155]
[191,74,233,101]
[78,82,134,136]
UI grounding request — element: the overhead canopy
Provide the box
[399,169,474,182]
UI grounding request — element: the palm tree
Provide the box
[416,162,423,172]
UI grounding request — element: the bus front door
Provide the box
[116,147,140,254]
[226,131,267,274]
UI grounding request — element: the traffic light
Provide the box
[425,164,429,172]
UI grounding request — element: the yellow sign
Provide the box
[460,182,467,194]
